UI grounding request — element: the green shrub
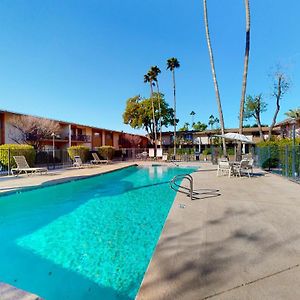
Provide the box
[67,146,90,162]
[257,138,300,175]
[202,149,211,156]
[0,144,35,168]
[261,157,280,169]
[98,146,115,160]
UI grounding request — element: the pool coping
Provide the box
[136,167,199,297]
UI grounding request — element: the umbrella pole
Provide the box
[234,143,237,161]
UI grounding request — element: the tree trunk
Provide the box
[172,70,177,158]
[237,0,250,160]
[203,0,227,156]
[268,76,282,140]
[150,82,158,152]
[256,115,265,141]
[156,81,163,147]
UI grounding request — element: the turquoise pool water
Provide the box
[0,165,196,299]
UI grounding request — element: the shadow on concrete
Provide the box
[138,206,300,300]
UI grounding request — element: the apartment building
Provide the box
[161,126,281,147]
[0,109,148,150]
[276,117,300,139]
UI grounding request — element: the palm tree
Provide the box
[203,0,227,155]
[285,108,300,119]
[144,72,157,151]
[208,114,215,129]
[167,57,180,158]
[190,111,196,125]
[150,66,162,147]
[238,0,251,159]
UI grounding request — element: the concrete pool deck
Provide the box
[1,161,299,299]
[137,163,300,299]
[0,162,136,194]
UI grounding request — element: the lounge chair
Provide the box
[148,148,155,160]
[156,148,163,159]
[73,156,93,168]
[217,158,232,177]
[91,152,110,164]
[136,151,148,160]
[11,156,48,176]
[162,154,168,161]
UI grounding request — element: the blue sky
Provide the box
[0,0,299,134]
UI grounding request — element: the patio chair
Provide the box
[217,159,232,177]
[11,156,48,176]
[91,152,110,164]
[232,159,253,178]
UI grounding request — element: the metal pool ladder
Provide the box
[169,174,194,200]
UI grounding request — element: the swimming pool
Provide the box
[0,165,196,299]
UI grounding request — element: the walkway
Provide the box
[137,163,300,299]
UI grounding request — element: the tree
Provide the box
[9,115,61,150]
[203,0,227,155]
[192,121,208,131]
[238,0,251,159]
[268,68,291,140]
[190,111,196,125]
[179,122,190,131]
[120,133,144,148]
[150,66,163,147]
[208,114,219,129]
[123,94,177,142]
[285,108,300,119]
[144,72,157,151]
[244,94,267,140]
[167,57,180,158]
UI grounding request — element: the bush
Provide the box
[202,149,211,156]
[261,157,280,169]
[98,146,115,160]
[67,146,90,162]
[0,144,35,168]
[257,138,300,175]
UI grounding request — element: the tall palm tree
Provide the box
[190,111,196,125]
[167,57,180,158]
[144,72,157,151]
[150,66,162,147]
[238,0,251,159]
[203,0,227,155]
[285,108,300,119]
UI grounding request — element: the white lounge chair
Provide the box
[91,152,109,164]
[162,154,168,161]
[217,159,232,177]
[11,156,48,176]
[156,148,163,159]
[73,156,93,168]
[148,148,155,160]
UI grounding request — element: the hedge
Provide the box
[98,146,115,160]
[0,144,35,168]
[67,146,90,162]
[257,138,300,175]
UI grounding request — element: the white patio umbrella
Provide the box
[214,132,255,144]
[214,132,255,161]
